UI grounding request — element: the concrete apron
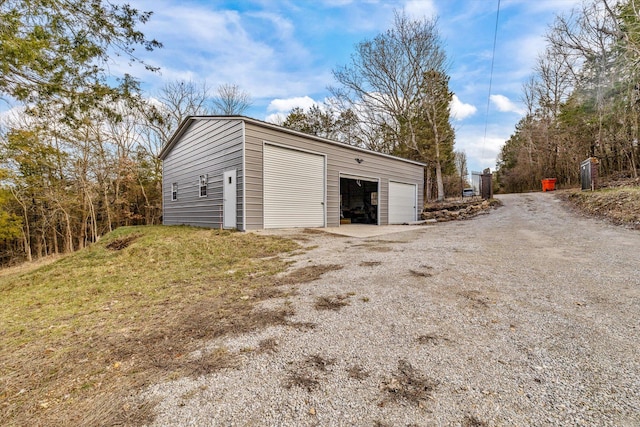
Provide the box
[322,224,428,238]
[251,224,431,239]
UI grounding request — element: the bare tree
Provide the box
[329,12,453,201]
[212,83,253,115]
[138,80,213,168]
[330,10,448,155]
[136,80,214,224]
[454,150,469,197]
[604,0,640,63]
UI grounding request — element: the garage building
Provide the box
[159,116,424,230]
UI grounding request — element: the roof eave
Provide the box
[158,115,427,167]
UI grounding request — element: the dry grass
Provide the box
[417,334,449,345]
[301,228,326,235]
[566,186,640,228]
[463,415,489,427]
[380,359,438,406]
[314,294,351,311]
[302,354,335,372]
[185,347,240,378]
[283,372,320,392]
[352,241,399,253]
[0,253,62,278]
[370,246,393,252]
[278,264,343,284]
[409,269,433,278]
[416,334,438,344]
[0,225,300,427]
[346,365,369,380]
[459,290,491,309]
[359,261,382,267]
[283,354,335,392]
[256,337,279,354]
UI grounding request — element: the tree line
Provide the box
[497,0,640,193]
[0,3,465,265]
[0,1,256,264]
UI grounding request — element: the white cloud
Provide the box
[450,95,477,120]
[116,1,324,101]
[490,94,525,115]
[267,96,317,113]
[404,0,437,19]
[265,96,321,123]
[455,124,509,173]
[247,11,295,39]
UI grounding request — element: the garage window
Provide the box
[171,183,178,201]
[199,174,208,197]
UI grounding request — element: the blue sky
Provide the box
[45,1,590,172]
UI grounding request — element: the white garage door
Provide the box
[263,144,325,228]
[388,181,417,224]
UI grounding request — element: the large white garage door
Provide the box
[388,181,417,224]
[263,144,325,228]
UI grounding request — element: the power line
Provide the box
[482,0,501,160]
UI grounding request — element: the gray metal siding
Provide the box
[162,119,244,229]
[243,122,424,228]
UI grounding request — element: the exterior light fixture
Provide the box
[355,158,363,164]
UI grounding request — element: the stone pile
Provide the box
[421,200,494,222]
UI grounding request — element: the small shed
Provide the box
[158,116,425,230]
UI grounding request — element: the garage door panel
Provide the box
[389,181,416,224]
[264,145,325,228]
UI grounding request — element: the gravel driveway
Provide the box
[143,193,640,426]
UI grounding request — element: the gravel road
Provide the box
[142,192,640,426]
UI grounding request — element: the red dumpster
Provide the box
[541,178,557,192]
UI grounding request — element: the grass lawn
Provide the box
[0,225,300,426]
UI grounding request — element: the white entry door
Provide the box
[223,169,237,229]
[388,181,417,224]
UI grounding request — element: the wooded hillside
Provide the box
[496,0,640,192]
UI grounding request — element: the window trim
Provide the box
[171,182,178,201]
[199,174,208,197]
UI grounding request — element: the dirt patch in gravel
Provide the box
[314,294,351,311]
[380,359,438,407]
[277,263,343,284]
[283,354,336,392]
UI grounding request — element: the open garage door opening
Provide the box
[340,177,378,225]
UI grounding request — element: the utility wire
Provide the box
[482,0,501,161]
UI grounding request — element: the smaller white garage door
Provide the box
[388,182,417,224]
[263,144,325,228]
